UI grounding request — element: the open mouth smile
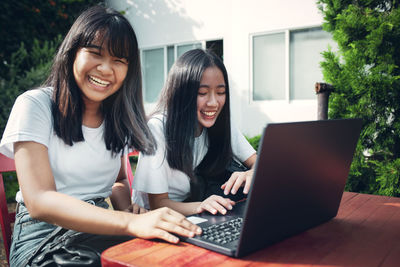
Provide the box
[201,111,217,117]
[88,75,110,87]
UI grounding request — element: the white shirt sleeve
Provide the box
[133,117,170,194]
[132,116,193,208]
[0,89,52,158]
[231,122,257,163]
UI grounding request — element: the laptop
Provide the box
[183,118,362,257]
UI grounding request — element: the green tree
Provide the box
[318,0,400,196]
[0,0,102,78]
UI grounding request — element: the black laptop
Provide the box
[183,118,362,257]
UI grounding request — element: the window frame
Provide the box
[141,47,165,103]
[141,41,206,103]
[250,25,330,104]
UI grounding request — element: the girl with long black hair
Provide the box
[133,49,257,216]
[0,5,200,266]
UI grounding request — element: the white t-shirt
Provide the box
[132,115,256,209]
[0,88,122,203]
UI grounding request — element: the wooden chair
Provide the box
[0,153,16,265]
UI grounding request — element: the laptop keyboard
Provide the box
[201,217,243,245]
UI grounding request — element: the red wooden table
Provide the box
[101,192,400,267]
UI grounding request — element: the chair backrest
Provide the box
[126,156,134,189]
[0,153,16,265]
[126,151,138,189]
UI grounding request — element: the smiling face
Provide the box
[73,39,129,108]
[196,66,227,136]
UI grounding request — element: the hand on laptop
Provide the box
[221,169,254,195]
[196,195,235,215]
[129,207,202,243]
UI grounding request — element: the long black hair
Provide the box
[45,5,155,155]
[156,49,232,180]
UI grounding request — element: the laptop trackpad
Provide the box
[187,216,208,224]
[186,200,247,226]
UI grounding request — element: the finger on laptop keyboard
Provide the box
[197,195,234,215]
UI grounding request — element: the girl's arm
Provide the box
[14,141,201,243]
[110,155,146,213]
[243,153,257,169]
[221,153,257,195]
[148,193,235,216]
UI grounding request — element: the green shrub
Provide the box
[318,0,400,196]
[0,0,102,78]
[3,172,18,203]
[129,155,139,175]
[246,135,261,151]
[374,158,400,196]
[0,36,61,134]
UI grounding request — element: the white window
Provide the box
[167,45,174,72]
[177,43,202,58]
[142,40,222,103]
[253,32,286,100]
[142,48,164,103]
[141,42,202,103]
[252,27,337,101]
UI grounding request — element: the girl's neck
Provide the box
[82,101,103,128]
[195,124,203,137]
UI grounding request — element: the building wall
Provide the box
[107,0,326,137]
